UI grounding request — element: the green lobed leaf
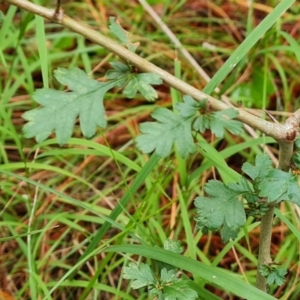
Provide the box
[23,67,115,145]
[220,224,240,243]
[284,177,300,206]
[242,154,300,204]
[136,108,196,158]
[242,154,273,181]
[227,177,258,203]
[175,95,206,118]
[291,151,300,169]
[109,16,139,52]
[177,96,244,138]
[160,268,178,283]
[194,180,246,242]
[259,169,291,202]
[123,73,162,101]
[260,265,270,277]
[259,169,300,204]
[164,239,184,254]
[123,262,156,289]
[106,62,162,101]
[193,108,243,138]
[106,61,131,83]
[162,279,198,300]
[210,109,244,137]
[260,265,287,286]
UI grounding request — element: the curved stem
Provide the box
[2,0,296,142]
[255,113,297,291]
[255,204,275,291]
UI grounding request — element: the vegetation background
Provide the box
[1,0,300,299]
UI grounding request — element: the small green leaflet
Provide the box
[123,262,157,289]
[136,108,196,158]
[123,263,197,300]
[106,61,131,82]
[291,151,300,169]
[164,238,184,254]
[23,67,116,145]
[107,17,162,101]
[109,16,139,52]
[123,73,162,101]
[208,109,244,137]
[242,154,273,181]
[106,61,162,101]
[175,95,206,117]
[156,239,185,271]
[158,269,198,300]
[176,95,244,138]
[260,265,287,286]
[242,154,300,204]
[194,180,246,242]
[195,154,300,242]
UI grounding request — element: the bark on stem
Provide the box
[255,204,275,291]
[255,112,298,291]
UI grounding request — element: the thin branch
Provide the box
[3,0,296,142]
[255,110,299,291]
[255,203,276,291]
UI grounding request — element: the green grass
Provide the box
[1,0,300,299]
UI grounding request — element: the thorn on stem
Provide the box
[53,0,63,22]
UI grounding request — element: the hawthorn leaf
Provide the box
[228,177,253,193]
[209,109,244,137]
[106,61,131,85]
[259,169,291,202]
[259,265,270,277]
[160,268,178,283]
[271,268,287,286]
[176,95,206,118]
[260,265,287,286]
[136,108,196,158]
[189,103,243,137]
[123,262,156,289]
[221,224,240,243]
[163,280,198,300]
[194,180,246,242]
[241,154,300,204]
[23,67,115,145]
[259,169,300,203]
[155,239,184,272]
[192,114,210,133]
[123,73,162,101]
[109,16,139,52]
[242,154,273,181]
[284,176,300,206]
[164,239,184,254]
[292,151,300,169]
[158,269,197,300]
[228,177,258,203]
